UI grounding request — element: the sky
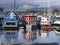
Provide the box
[0,0,60,11]
[0,0,59,5]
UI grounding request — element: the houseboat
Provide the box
[23,14,37,31]
[52,15,60,26]
[2,12,19,30]
[37,15,51,26]
[53,15,60,34]
[24,15,37,25]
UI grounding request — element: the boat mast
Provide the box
[44,2,46,16]
[47,0,53,23]
[41,0,46,16]
[14,0,16,13]
[47,0,52,16]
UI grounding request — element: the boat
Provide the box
[37,15,51,26]
[52,15,60,26]
[23,14,37,31]
[24,15,37,25]
[54,30,60,34]
[2,12,19,30]
[41,15,50,26]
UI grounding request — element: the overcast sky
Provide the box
[0,0,60,11]
[0,0,59,5]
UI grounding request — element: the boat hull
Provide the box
[3,27,19,30]
[51,24,60,26]
[54,30,60,35]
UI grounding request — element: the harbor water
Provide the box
[0,28,60,45]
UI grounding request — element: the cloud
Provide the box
[0,0,59,5]
[0,0,35,4]
[0,0,14,4]
[0,0,60,11]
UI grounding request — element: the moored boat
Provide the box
[2,12,19,30]
[54,30,60,35]
[23,14,37,31]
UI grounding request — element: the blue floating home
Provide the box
[2,12,19,30]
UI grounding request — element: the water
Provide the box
[0,29,60,45]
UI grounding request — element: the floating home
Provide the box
[2,12,19,30]
[37,15,51,26]
[23,14,37,31]
[24,15,37,25]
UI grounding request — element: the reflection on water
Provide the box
[38,30,49,38]
[4,31,18,44]
[0,29,60,44]
[23,31,36,41]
